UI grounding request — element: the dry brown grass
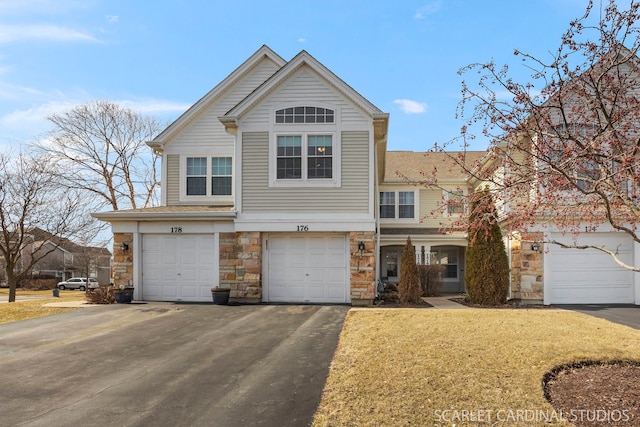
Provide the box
[313,309,640,427]
[0,289,85,324]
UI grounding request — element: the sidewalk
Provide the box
[423,296,470,309]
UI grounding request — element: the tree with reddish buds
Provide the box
[441,0,640,272]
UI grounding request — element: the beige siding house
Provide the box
[94,45,387,305]
[93,44,640,306]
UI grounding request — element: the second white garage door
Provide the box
[546,232,634,304]
[142,234,217,302]
[266,234,349,303]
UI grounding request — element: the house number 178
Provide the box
[171,227,183,233]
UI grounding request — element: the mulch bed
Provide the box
[373,299,432,308]
[450,296,555,309]
[543,360,640,426]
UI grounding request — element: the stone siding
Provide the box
[219,232,262,302]
[510,232,544,303]
[350,231,376,305]
[112,233,133,288]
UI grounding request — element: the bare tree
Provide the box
[439,0,640,271]
[38,100,163,212]
[0,151,94,302]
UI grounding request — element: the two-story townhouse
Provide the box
[379,150,484,293]
[470,47,640,306]
[94,45,388,305]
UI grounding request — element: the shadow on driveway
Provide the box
[0,302,349,427]
[557,304,640,330]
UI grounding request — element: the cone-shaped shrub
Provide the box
[398,236,422,304]
[464,190,510,305]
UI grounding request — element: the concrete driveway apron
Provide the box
[0,303,349,427]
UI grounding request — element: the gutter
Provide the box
[91,211,237,222]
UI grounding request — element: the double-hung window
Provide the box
[272,105,339,187]
[379,191,416,220]
[276,134,334,181]
[185,156,232,197]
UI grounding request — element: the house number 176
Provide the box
[297,225,309,232]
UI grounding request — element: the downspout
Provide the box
[374,141,381,298]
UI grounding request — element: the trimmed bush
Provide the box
[398,237,422,304]
[464,191,510,306]
[418,264,445,297]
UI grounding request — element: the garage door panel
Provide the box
[267,234,348,303]
[547,232,634,304]
[142,234,217,302]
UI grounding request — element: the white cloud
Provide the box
[105,15,119,23]
[298,38,306,43]
[414,1,442,19]
[393,99,427,114]
[0,24,98,43]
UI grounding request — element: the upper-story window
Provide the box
[445,190,465,216]
[275,106,334,124]
[276,134,333,180]
[271,105,340,188]
[186,156,232,196]
[380,191,415,219]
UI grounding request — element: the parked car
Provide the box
[56,277,99,291]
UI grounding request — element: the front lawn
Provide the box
[0,289,85,324]
[313,309,640,426]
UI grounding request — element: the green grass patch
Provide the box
[313,309,640,426]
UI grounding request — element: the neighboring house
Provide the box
[470,47,640,306]
[379,151,484,293]
[93,45,640,306]
[23,229,111,285]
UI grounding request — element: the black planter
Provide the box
[114,289,134,304]
[211,288,230,305]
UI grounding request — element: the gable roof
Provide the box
[147,45,286,153]
[28,228,111,256]
[219,50,389,143]
[383,151,485,183]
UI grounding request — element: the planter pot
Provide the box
[211,288,231,305]
[114,288,134,304]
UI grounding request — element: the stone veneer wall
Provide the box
[219,232,262,302]
[350,231,376,305]
[112,232,133,288]
[510,232,544,303]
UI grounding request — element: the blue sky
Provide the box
[1,0,592,152]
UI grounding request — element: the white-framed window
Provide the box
[431,247,459,279]
[379,190,416,220]
[444,190,465,216]
[270,104,340,188]
[275,106,335,124]
[182,156,233,199]
[271,132,340,187]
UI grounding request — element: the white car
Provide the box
[56,277,99,291]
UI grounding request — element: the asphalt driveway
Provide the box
[557,304,640,330]
[0,303,349,427]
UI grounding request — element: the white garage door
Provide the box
[142,234,217,302]
[546,232,634,304]
[267,234,349,303]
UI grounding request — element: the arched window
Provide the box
[275,106,334,124]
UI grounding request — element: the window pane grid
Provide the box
[275,106,335,124]
[186,156,232,196]
[308,135,332,179]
